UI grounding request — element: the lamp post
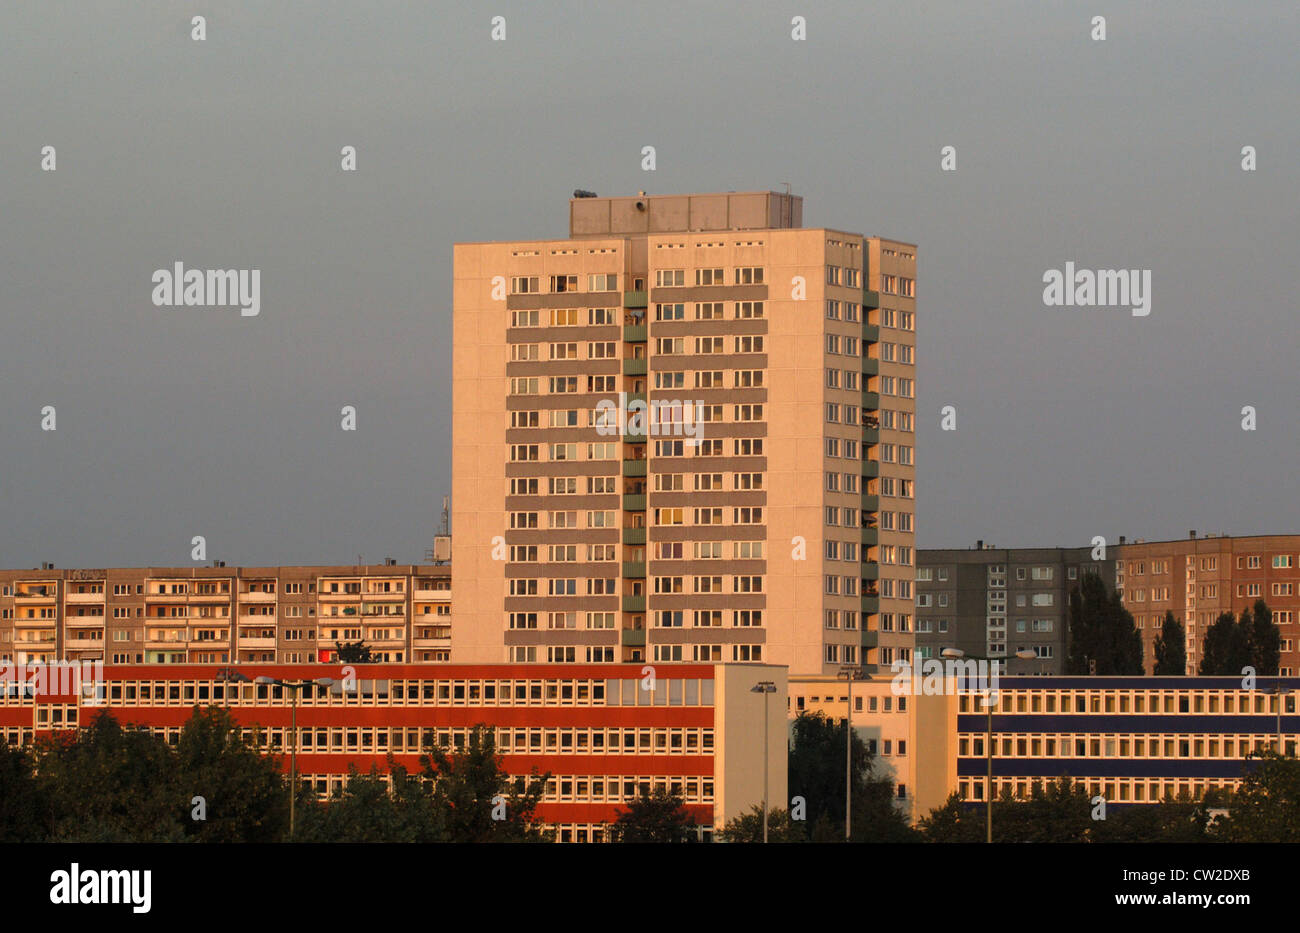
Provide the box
[255,676,335,840]
[940,647,1036,843]
[837,666,870,841]
[750,681,777,843]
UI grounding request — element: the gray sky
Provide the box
[1,0,1297,568]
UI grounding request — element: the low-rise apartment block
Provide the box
[0,564,451,666]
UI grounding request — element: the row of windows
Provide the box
[961,778,1232,804]
[958,733,1295,760]
[46,677,714,708]
[958,690,1298,715]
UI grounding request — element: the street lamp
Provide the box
[837,666,871,841]
[750,681,777,843]
[941,647,1036,843]
[255,675,335,839]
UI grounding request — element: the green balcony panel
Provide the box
[622,494,647,511]
[863,323,880,342]
[862,289,880,310]
[627,392,647,406]
[862,357,879,376]
[862,428,880,446]
[623,290,648,308]
[622,561,646,578]
[621,628,647,647]
[861,494,879,512]
[860,595,880,615]
[621,595,646,613]
[861,564,880,581]
[622,527,646,546]
[623,325,647,342]
[622,459,647,477]
[861,391,880,410]
[622,431,647,444]
[860,629,879,649]
[623,358,648,376]
[861,527,879,547]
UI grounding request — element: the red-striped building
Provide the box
[0,661,787,842]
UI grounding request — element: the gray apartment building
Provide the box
[915,543,1119,674]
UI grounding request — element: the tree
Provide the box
[295,763,446,843]
[0,742,45,842]
[34,710,185,842]
[1065,572,1144,674]
[174,706,289,842]
[1246,599,1281,675]
[1199,611,1250,675]
[917,792,983,843]
[787,710,918,842]
[1152,611,1187,675]
[611,787,696,842]
[334,640,374,663]
[1211,751,1300,842]
[421,724,549,842]
[719,805,806,843]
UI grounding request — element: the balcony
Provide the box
[622,527,646,546]
[414,588,451,601]
[862,288,880,310]
[860,629,879,649]
[239,591,277,603]
[622,494,646,511]
[622,358,647,376]
[622,459,647,477]
[861,494,879,512]
[412,636,452,649]
[623,325,647,342]
[861,391,880,410]
[65,592,105,604]
[15,590,57,601]
[861,358,879,377]
[861,460,879,478]
[622,562,646,579]
[621,595,646,613]
[862,427,880,445]
[861,564,880,582]
[623,290,648,309]
[238,637,277,649]
[621,628,647,647]
[861,595,880,614]
[861,527,879,547]
[863,323,880,342]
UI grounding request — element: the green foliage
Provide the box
[611,787,697,842]
[334,640,375,663]
[1065,572,1144,674]
[719,805,806,843]
[1200,602,1278,675]
[421,724,550,842]
[1152,611,1186,675]
[35,710,185,842]
[1211,751,1300,842]
[0,742,46,842]
[175,706,289,842]
[295,764,446,842]
[787,710,918,842]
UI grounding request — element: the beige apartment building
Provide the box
[452,191,917,676]
[0,563,451,666]
[1115,533,1300,675]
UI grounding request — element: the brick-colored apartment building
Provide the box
[1116,533,1300,675]
[452,191,917,676]
[0,564,451,667]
